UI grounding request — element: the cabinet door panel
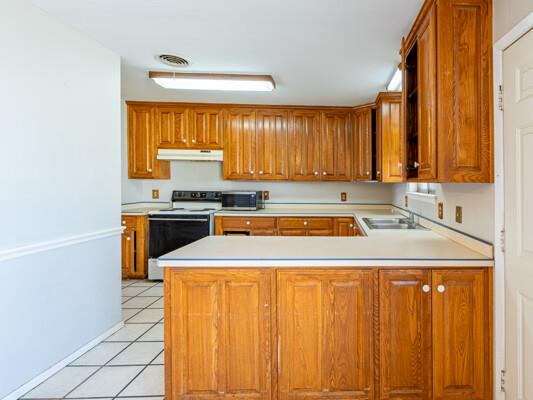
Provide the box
[278,271,374,400]
[224,109,257,180]
[155,106,188,149]
[121,229,134,279]
[437,0,493,182]
[417,6,438,181]
[380,270,432,399]
[432,269,490,400]
[321,112,352,181]
[166,269,272,400]
[257,110,289,180]
[334,217,356,236]
[378,95,404,182]
[289,110,321,181]
[190,107,223,149]
[353,108,373,181]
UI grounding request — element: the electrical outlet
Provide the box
[455,206,463,223]
[404,195,408,208]
[438,202,444,220]
[341,192,347,202]
[152,189,159,199]
[263,191,270,201]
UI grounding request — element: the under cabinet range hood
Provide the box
[156,149,223,162]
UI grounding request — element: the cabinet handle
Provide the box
[192,139,196,143]
[377,171,381,176]
[246,221,251,225]
[182,139,187,143]
[250,170,255,174]
[349,224,354,228]
[122,220,126,225]
[322,171,327,176]
[303,221,308,226]
[147,168,153,172]
[366,171,370,175]
[413,161,419,168]
[259,171,264,175]
[126,237,131,241]
[314,171,319,176]
[437,284,445,293]
[422,284,431,293]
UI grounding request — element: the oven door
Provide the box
[149,214,211,258]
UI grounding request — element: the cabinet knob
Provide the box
[126,237,131,241]
[377,171,381,176]
[147,168,153,172]
[437,284,446,293]
[413,161,420,168]
[246,221,251,225]
[191,139,196,143]
[322,171,327,176]
[422,284,431,293]
[314,171,319,176]
[182,139,187,143]
[366,171,370,175]
[122,220,126,225]
[303,221,308,226]
[349,224,354,228]
[259,171,264,175]
[250,170,254,174]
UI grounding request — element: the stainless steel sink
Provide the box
[363,217,428,230]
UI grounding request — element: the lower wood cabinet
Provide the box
[121,215,148,279]
[164,267,492,400]
[278,270,375,400]
[164,269,273,400]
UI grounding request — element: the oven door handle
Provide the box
[149,218,209,222]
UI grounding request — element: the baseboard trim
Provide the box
[0,227,124,263]
[1,321,124,400]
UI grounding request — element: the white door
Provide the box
[504,28,533,400]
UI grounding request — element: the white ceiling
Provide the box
[33,0,423,106]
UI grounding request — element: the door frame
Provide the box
[493,12,533,400]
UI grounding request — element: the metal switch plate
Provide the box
[438,202,444,220]
[152,189,159,199]
[455,206,463,223]
[263,191,270,201]
[404,195,408,208]
[341,192,347,202]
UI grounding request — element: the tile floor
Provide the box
[21,280,164,400]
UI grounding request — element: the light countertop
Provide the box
[121,202,169,215]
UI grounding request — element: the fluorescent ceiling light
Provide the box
[387,68,402,91]
[149,71,275,92]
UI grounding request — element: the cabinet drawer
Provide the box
[278,217,333,230]
[221,217,277,230]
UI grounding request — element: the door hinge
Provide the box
[500,229,506,253]
[501,369,506,392]
[498,85,504,111]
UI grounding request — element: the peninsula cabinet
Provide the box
[164,267,492,400]
[128,104,170,179]
[402,0,493,183]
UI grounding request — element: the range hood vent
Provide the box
[157,149,223,162]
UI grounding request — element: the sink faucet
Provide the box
[408,211,415,224]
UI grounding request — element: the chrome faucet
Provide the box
[408,211,415,224]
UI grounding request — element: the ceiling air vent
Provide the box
[157,54,190,68]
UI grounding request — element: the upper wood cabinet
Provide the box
[256,109,289,180]
[376,92,404,182]
[154,106,189,149]
[353,107,373,181]
[164,269,273,400]
[289,110,321,181]
[278,270,374,400]
[224,108,257,180]
[189,107,224,149]
[127,104,170,179]
[403,0,493,182]
[320,111,353,181]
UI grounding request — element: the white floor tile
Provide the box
[129,281,158,287]
[108,342,163,366]
[119,366,164,397]
[138,323,164,342]
[105,324,154,342]
[122,286,149,296]
[121,296,132,304]
[23,367,97,398]
[71,342,129,366]
[122,297,160,309]
[150,351,164,365]
[137,286,163,297]
[147,297,164,309]
[66,366,143,398]
[122,308,142,321]
[127,308,163,324]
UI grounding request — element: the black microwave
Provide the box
[221,191,265,210]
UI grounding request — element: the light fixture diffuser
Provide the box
[387,68,402,91]
[149,71,275,92]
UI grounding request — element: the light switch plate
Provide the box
[455,206,463,223]
[404,195,408,208]
[438,202,444,220]
[263,191,270,201]
[341,192,347,202]
[152,189,159,199]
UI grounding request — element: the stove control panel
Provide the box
[171,191,222,202]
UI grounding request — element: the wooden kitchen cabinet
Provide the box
[127,104,170,179]
[379,270,432,400]
[215,216,277,236]
[402,0,493,183]
[154,105,189,149]
[289,110,321,181]
[320,111,353,181]
[223,108,257,180]
[353,107,373,181]
[376,92,404,183]
[164,269,273,400]
[189,106,224,149]
[121,215,148,279]
[334,217,362,236]
[256,109,289,180]
[432,269,491,400]
[278,270,374,400]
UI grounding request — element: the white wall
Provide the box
[392,183,494,242]
[0,1,121,398]
[494,0,533,41]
